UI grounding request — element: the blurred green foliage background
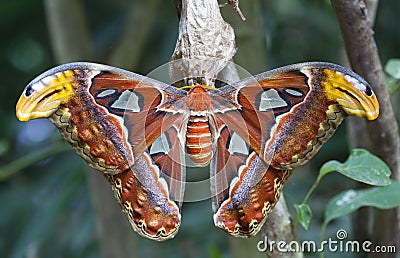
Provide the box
[0,0,399,257]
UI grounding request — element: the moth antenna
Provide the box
[186,70,195,86]
[210,73,218,86]
[182,70,189,86]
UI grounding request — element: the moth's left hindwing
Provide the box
[106,126,185,240]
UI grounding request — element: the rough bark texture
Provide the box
[346,0,378,249]
[331,0,400,257]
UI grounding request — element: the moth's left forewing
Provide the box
[247,66,331,169]
[22,62,187,175]
[16,64,137,174]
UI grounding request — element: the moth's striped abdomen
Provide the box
[185,115,213,166]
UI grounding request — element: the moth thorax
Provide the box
[185,115,213,167]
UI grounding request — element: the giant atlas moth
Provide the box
[16,61,379,241]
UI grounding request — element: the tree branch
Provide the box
[44,0,93,63]
[345,0,379,248]
[87,171,139,258]
[331,0,400,255]
[223,0,267,74]
[260,198,303,258]
[107,0,160,69]
[173,1,299,257]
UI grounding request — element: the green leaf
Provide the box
[207,243,223,258]
[294,204,312,229]
[324,180,400,225]
[387,77,400,95]
[319,149,391,186]
[385,58,400,79]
